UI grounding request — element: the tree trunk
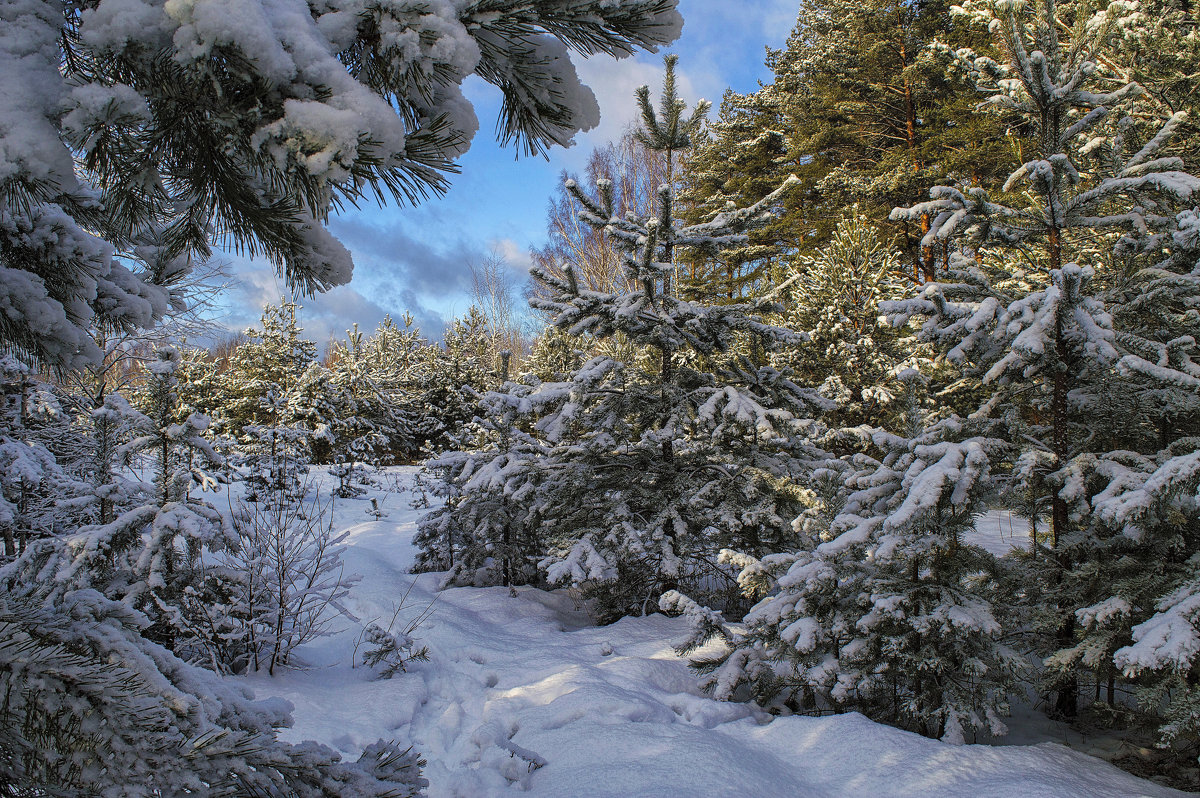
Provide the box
[1049,223,1078,718]
[898,23,934,281]
[160,437,171,507]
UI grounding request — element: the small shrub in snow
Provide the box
[367,497,390,521]
[356,589,434,679]
[227,477,358,674]
[359,624,429,679]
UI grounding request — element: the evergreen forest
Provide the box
[3,0,1200,794]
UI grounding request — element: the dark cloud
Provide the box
[204,253,451,350]
[387,288,453,343]
[329,216,478,300]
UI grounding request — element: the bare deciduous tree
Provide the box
[228,477,357,674]
[527,126,669,306]
[469,248,530,377]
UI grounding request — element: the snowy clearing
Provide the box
[967,510,1034,558]
[245,468,1183,798]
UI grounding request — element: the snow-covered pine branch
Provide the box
[0,589,426,796]
[0,0,681,370]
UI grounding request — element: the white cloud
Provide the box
[572,56,665,150]
[489,237,536,276]
[564,52,713,170]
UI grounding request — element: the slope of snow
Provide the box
[245,467,1183,798]
[965,509,1033,557]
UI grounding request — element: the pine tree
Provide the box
[889,0,1200,719]
[694,415,1021,742]
[211,300,318,502]
[0,589,426,796]
[525,326,586,382]
[0,358,91,558]
[326,325,409,496]
[37,347,241,667]
[419,59,825,619]
[219,300,317,438]
[240,393,312,506]
[679,0,1018,284]
[632,53,710,291]
[128,349,225,507]
[287,361,344,466]
[173,346,225,427]
[360,313,436,463]
[1109,0,1200,171]
[528,130,666,308]
[676,218,1017,740]
[677,92,789,302]
[421,307,501,453]
[414,381,547,586]
[771,213,934,429]
[1069,209,1200,745]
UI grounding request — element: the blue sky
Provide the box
[213,1,800,349]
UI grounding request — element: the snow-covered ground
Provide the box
[245,468,1183,798]
[967,510,1034,557]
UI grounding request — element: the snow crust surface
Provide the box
[247,468,1182,798]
